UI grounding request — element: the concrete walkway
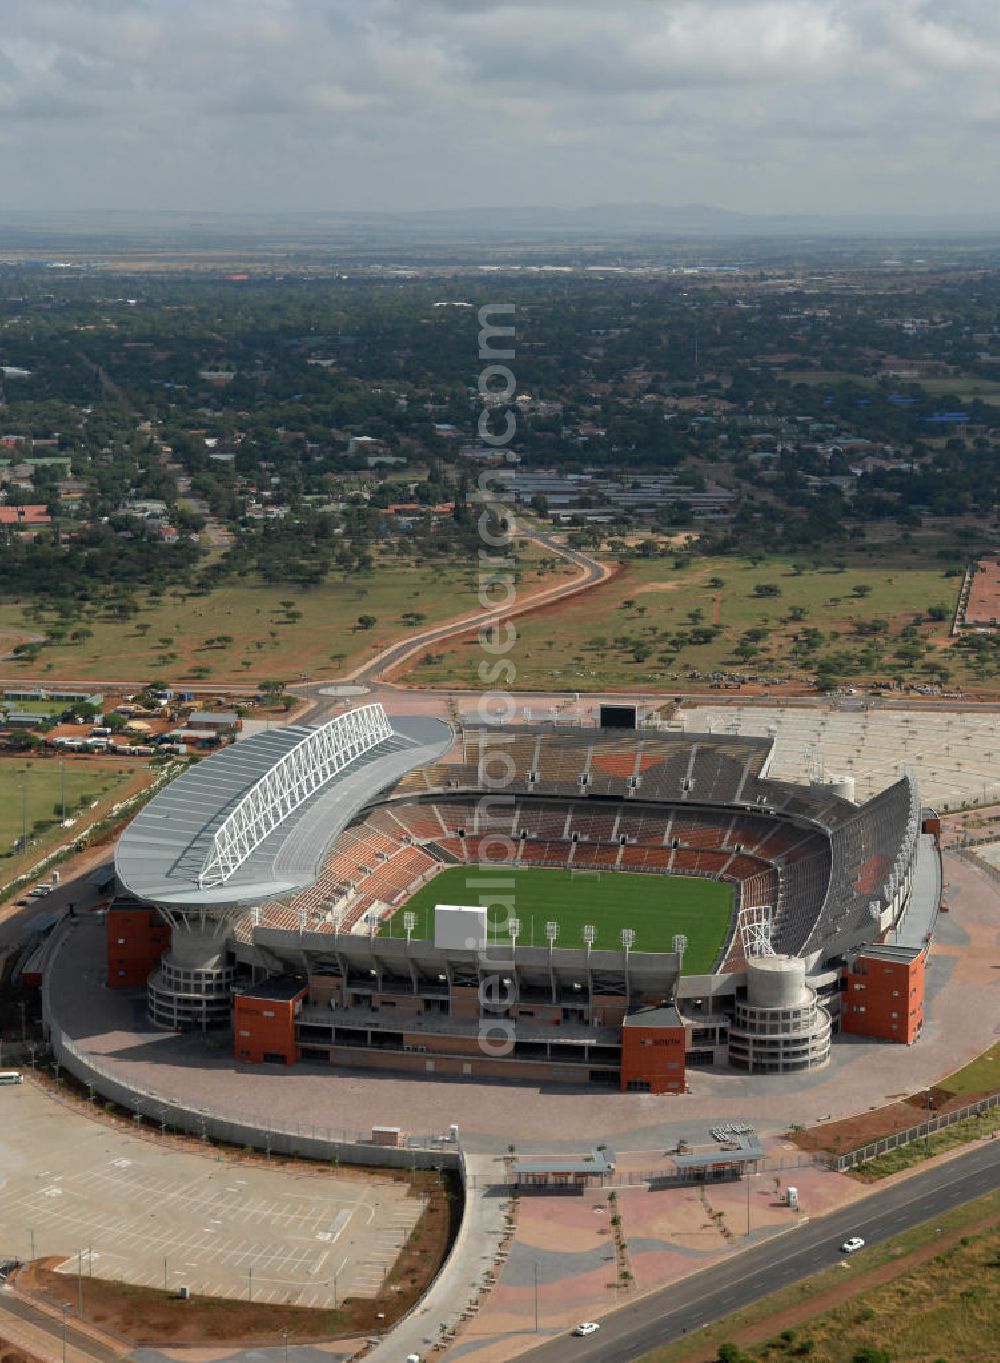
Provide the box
[364,1154,512,1363]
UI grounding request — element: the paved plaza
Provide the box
[0,1082,423,1308]
[441,1153,871,1363]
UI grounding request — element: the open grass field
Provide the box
[779,369,877,387]
[779,369,1000,404]
[906,374,1000,403]
[939,1040,1000,1098]
[640,1188,1000,1363]
[381,865,732,969]
[0,541,570,686]
[402,549,966,693]
[0,757,144,883]
[0,698,69,715]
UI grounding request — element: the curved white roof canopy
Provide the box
[115,709,452,909]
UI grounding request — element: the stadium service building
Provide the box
[110,704,941,1094]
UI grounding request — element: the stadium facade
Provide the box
[109,705,940,1094]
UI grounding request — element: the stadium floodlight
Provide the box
[508,917,521,948]
[545,921,559,950]
[582,924,596,954]
[672,933,688,960]
[620,928,636,957]
[738,906,774,959]
[403,910,416,944]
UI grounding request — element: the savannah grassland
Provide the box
[640,1189,1000,1363]
[401,550,969,694]
[0,536,981,695]
[0,541,573,686]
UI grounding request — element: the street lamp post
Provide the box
[925,1090,933,1157]
[747,1173,751,1237]
[61,1302,70,1363]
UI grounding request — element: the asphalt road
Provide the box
[0,1290,121,1363]
[521,1141,1000,1363]
[348,524,610,686]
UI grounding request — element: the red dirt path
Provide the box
[787,1086,991,1156]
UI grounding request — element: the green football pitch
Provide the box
[380,865,733,972]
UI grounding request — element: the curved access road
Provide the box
[520,1141,1000,1363]
[326,523,611,689]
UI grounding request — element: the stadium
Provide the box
[108,702,940,1094]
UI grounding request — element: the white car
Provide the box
[840,1236,865,1254]
[573,1322,600,1337]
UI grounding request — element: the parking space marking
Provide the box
[3,1088,426,1310]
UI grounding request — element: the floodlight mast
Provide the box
[509,917,521,951]
[545,921,559,953]
[737,906,775,960]
[620,928,636,1006]
[403,910,416,945]
[582,923,596,959]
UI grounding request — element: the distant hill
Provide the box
[379,202,1000,238]
[0,203,996,251]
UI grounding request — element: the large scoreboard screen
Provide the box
[599,704,638,730]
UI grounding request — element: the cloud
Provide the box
[0,0,997,214]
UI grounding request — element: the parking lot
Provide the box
[0,1081,424,1307]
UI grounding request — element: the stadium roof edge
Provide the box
[114,712,453,910]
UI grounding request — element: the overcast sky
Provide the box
[0,0,997,217]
